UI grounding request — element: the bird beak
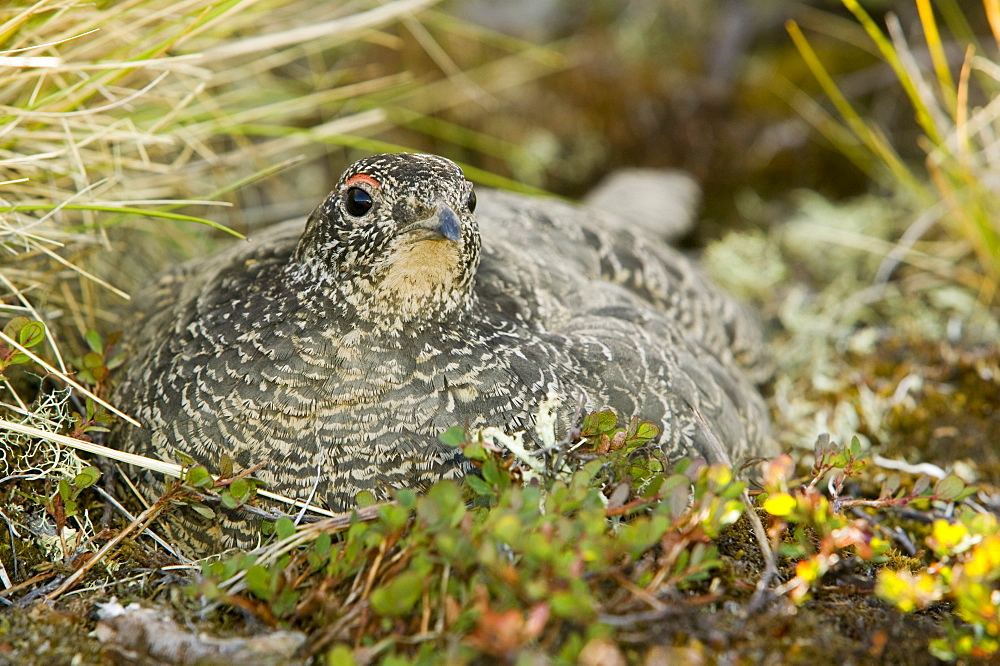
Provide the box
[401,204,462,242]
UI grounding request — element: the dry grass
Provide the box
[785,0,1000,301]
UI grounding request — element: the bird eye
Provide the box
[345,187,373,216]
[466,188,477,213]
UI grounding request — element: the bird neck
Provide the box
[284,257,480,340]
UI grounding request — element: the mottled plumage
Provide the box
[113,153,775,551]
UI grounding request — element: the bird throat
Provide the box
[378,239,465,319]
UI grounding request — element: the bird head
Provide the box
[293,153,481,328]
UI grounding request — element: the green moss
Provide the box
[851,336,1000,485]
[0,604,103,666]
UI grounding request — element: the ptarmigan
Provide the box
[112,152,774,551]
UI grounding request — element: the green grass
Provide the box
[787,0,1000,299]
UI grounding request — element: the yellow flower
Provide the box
[965,535,1000,580]
[763,492,797,517]
[876,569,942,612]
[929,519,974,556]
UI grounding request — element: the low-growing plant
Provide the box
[0,317,45,381]
[72,331,125,391]
[759,433,985,631]
[194,420,746,662]
[878,511,1000,661]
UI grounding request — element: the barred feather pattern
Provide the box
[112,153,775,552]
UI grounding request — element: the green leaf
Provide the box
[672,547,691,577]
[596,410,618,434]
[668,481,691,519]
[185,465,213,489]
[720,481,746,501]
[420,482,466,528]
[828,451,849,469]
[912,475,932,496]
[229,478,248,501]
[91,365,108,383]
[190,504,215,520]
[550,590,594,620]
[933,474,965,501]
[849,435,862,457]
[465,474,494,497]
[378,503,411,531]
[326,645,357,666]
[106,352,127,370]
[271,587,299,617]
[73,466,101,489]
[672,458,692,476]
[481,459,500,486]
[955,485,979,502]
[220,493,238,509]
[174,451,196,467]
[438,426,467,448]
[355,490,377,508]
[633,421,659,444]
[82,352,103,371]
[218,453,234,480]
[370,570,424,616]
[18,321,45,348]
[395,488,417,509]
[461,441,488,461]
[245,564,272,599]
[880,473,901,500]
[314,531,332,557]
[85,329,103,354]
[275,516,296,540]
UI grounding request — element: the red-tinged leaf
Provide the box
[3,316,29,339]
[911,475,932,496]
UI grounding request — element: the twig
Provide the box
[43,498,168,602]
[596,607,686,626]
[0,571,58,599]
[743,486,779,613]
[90,485,188,563]
[688,403,778,611]
[609,570,668,612]
[0,507,19,583]
[293,462,323,526]
[604,491,664,517]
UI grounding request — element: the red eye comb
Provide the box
[345,174,381,189]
